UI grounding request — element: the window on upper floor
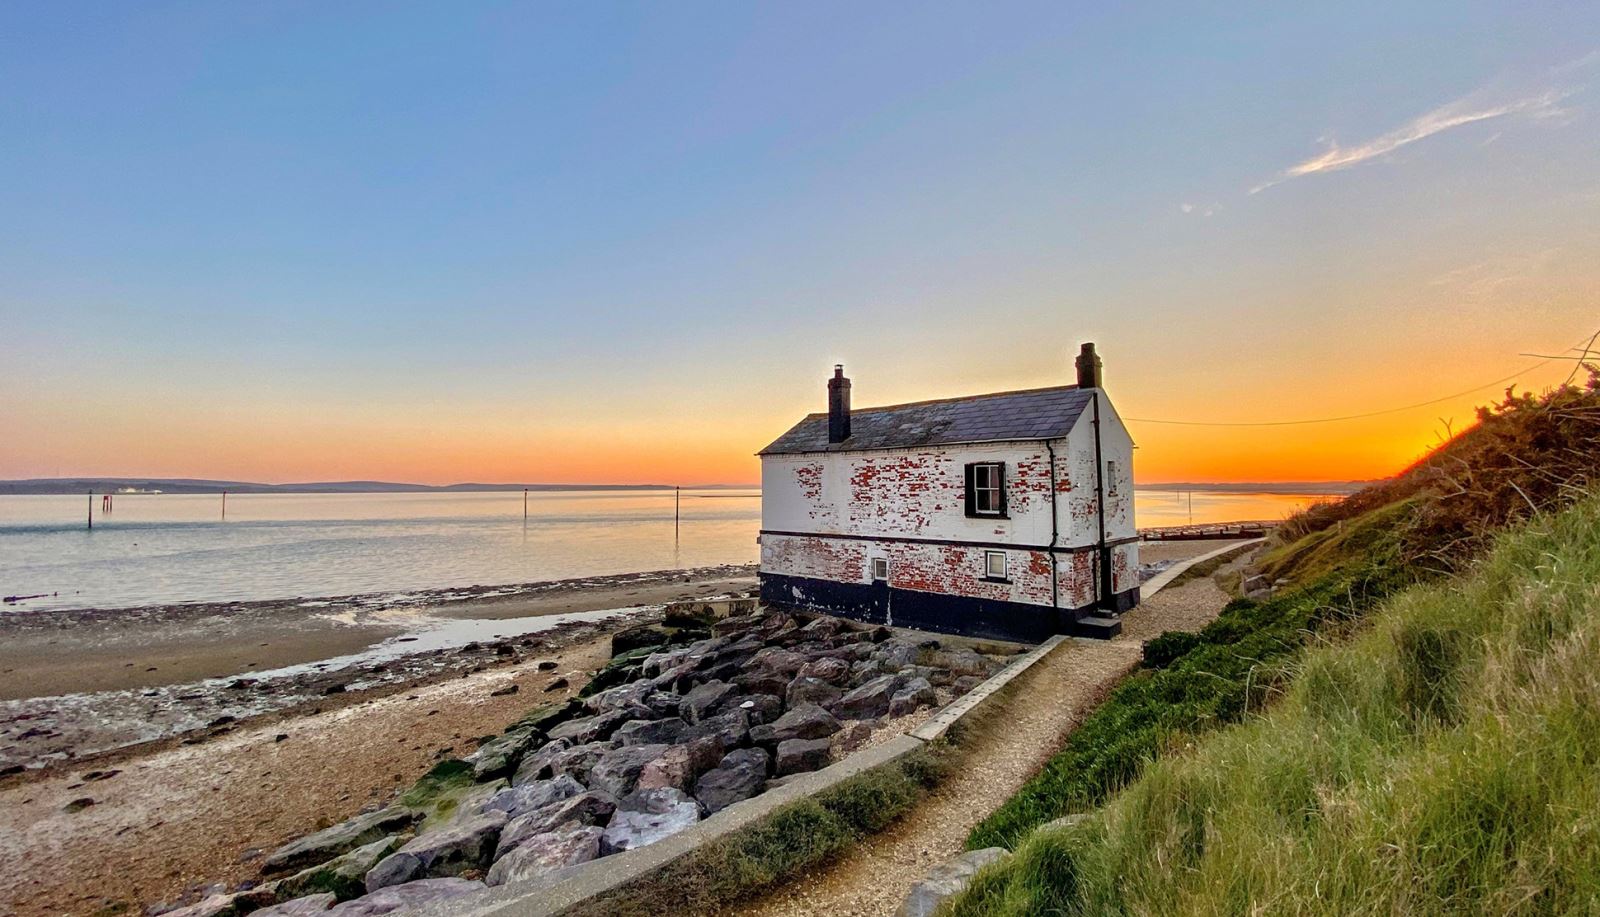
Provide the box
[965,462,1007,517]
[871,557,888,581]
[1106,459,1119,496]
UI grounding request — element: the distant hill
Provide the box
[0,478,759,495]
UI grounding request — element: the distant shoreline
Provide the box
[0,477,1364,496]
[0,478,760,496]
[1135,481,1368,495]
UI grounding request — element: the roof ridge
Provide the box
[796,384,1081,419]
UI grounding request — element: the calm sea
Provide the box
[0,489,1335,612]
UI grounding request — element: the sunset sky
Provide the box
[2,3,1596,486]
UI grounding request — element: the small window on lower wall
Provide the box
[984,550,1007,580]
[871,557,888,581]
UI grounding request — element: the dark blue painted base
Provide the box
[759,572,1139,644]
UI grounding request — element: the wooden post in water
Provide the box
[87,491,93,530]
[674,486,680,542]
[523,488,528,523]
[222,490,227,521]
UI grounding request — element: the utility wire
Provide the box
[1123,330,1596,428]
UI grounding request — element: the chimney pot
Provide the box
[827,364,852,443]
[1076,342,1103,389]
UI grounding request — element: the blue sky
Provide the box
[2,3,1596,483]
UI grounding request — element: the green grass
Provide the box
[966,543,1408,852]
[948,491,1600,915]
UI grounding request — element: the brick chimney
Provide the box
[827,364,851,443]
[1075,342,1103,389]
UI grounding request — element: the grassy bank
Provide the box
[951,492,1600,914]
[965,548,1406,850]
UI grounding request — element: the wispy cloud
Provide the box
[1251,86,1572,194]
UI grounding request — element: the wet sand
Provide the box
[0,631,619,917]
[0,565,756,700]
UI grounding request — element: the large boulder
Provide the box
[874,641,922,671]
[546,708,636,745]
[732,670,790,698]
[588,743,670,798]
[252,895,337,916]
[466,728,540,782]
[797,656,851,683]
[799,616,845,638]
[481,774,583,820]
[832,674,903,720]
[641,691,685,719]
[262,808,420,876]
[549,741,613,785]
[784,676,842,710]
[721,694,782,725]
[636,738,723,793]
[511,738,573,785]
[484,824,604,887]
[751,704,840,746]
[693,748,770,815]
[582,680,654,714]
[681,708,750,750]
[155,895,249,917]
[641,646,694,678]
[277,836,400,902]
[327,878,485,915]
[888,677,938,718]
[613,717,689,747]
[678,681,738,723]
[363,811,508,892]
[926,647,997,679]
[600,788,702,854]
[897,848,1011,917]
[748,647,806,676]
[774,737,832,776]
[497,791,617,858]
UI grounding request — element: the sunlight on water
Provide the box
[0,488,1339,611]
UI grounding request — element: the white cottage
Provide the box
[757,343,1137,642]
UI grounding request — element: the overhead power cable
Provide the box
[1122,329,1597,428]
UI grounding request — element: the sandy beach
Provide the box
[0,565,757,701]
[0,564,758,916]
[0,565,757,778]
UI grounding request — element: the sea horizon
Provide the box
[0,487,1333,613]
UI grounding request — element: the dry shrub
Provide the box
[1278,369,1600,575]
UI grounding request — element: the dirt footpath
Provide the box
[728,542,1250,917]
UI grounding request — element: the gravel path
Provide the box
[727,540,1253,917]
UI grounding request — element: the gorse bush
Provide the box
[948,492,1600,916]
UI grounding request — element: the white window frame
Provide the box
[984,550,1007,580]
[871,557,888,581]
[973,463,1003,516]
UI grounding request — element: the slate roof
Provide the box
[759,385,1094,455]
